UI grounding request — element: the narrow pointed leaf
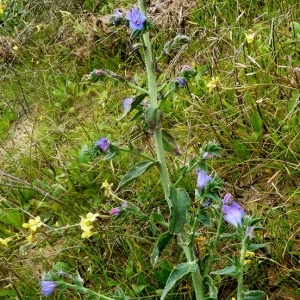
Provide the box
[211,265,238,276]
[248,243,270,251]
[160,262,197,300]
[168,186,190,234]
[151,232,174,267]
[116,161,157,192]
[244,290,265,300]
[162,130,182,155]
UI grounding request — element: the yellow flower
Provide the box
[245,30,256,44]
[36,24,42,32]
[245,251,255,259]
[0,237,11,247]
[86,212,99,222]
[81,228,94,239]
[206,76,221,92]
[12,45,19,51]
[244,259,252,266]
[80,217,93,231]
[101,180,113,197]
[22,216,42,232]
[27,233,34,243]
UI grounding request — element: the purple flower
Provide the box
[41,280,57,297]
[196,169,213,190]
[223,193,232,205]
[222,202,245,228]
[123,98,133,110]
[126,8,146,31]
[180,65,191,72]
[97,137,110,152]
[174,77,187,87]
[109,207,121,216]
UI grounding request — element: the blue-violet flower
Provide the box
[126,8,146,30]
[41,280,57,297]
[223,193,232,205]
[97,137,110,152]
[196,169,213,190]
[174,77,187,87]
[123,98,133,110]
[109,207,122,216]
[222,202,245,228]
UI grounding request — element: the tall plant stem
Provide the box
[138,0,171,205]
[237,236,247,300]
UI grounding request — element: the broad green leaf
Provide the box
[290,21,300,38]
[168,186,190,234]
[248,243,270,251]
[203,275,218,299]
[198,209,212,227]
[78,144,90,163]
[251,111,262,133]
[161,130,182,155]
[211,265,239,276]
[160,262,197,300]
[244,290,265,300]
[53,261,72,273]
[116,161,157,192]
[151,232,174,267]
[3,209,22,228]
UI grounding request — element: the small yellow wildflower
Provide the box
[101,180,113,197]
[231,298,236,300]
[206,76,221,92]
[80,213,98,239]
[0,5,5,15]
[245,29,256,44]
[0,237,11,247]
[27,233,34,243]
[245,251,255,259]
[36,24,42,32]
[244,259,252,266]
[22,216,42,232]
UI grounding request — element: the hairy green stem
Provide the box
[204,208,223,275]
[237,236,247,300]
[62,282,114,300]
[138,0,171,205]
[118,147,157,162]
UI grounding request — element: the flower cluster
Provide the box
[80,213,99,239]
[97,137,110,152]
[206,76,221,92]
[22,216,43,243]
[0,237,11,247]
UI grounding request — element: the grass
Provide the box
[0,0,300,299]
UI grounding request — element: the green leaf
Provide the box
[53,261,72,273]
[151,232,174,267]
[78,144,90,163]
[3,209,22,228]
[251,111,262,133]
[203,275,218,299]
[198,209,212,227]
[248,243,270,251]
[162,130,182,155]
[116,161,157,192]
[211,265,239,276]
[244,290,265,300]
[160,262,197,300]
[168,186,190,234]
[290,21,300,38]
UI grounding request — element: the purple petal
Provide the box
[123,98,133,110]
[222,202,245,228]
[223,193,232,205]
[109,207,121,216]
[196,169,212,190]
[41,281,57,297]
[97,137,110,152]
[126,8,146,31]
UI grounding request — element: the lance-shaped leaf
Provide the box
[160,261,197,300]
[116,161,157,192]
[211,265,239,276]
[162,130,182,155]
[168,186,190,234]
[244,290,265,300]
[151,231,174,267]
[248,243,270,251]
